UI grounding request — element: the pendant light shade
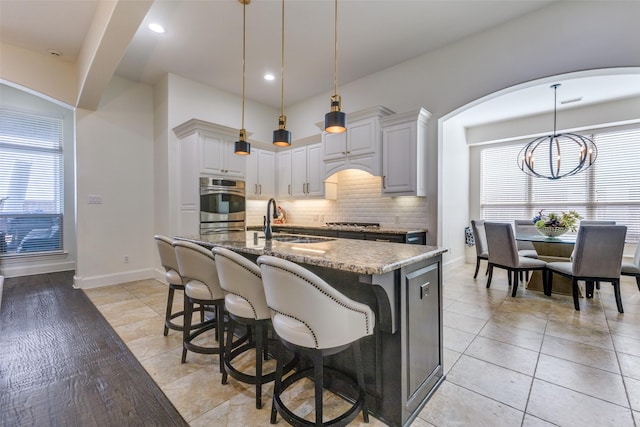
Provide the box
[324,0,346,134]
[234,0,251,156]
[273,0,292,147]
[518,84,597,180]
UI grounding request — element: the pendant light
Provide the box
[234,0,251,155]
[518,84,597,180]
[273,0,291,147]
[324,0,346,134]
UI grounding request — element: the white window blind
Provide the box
[480,127,640,241]
[0,107,64,255]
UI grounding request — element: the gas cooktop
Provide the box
[324,222,380,230]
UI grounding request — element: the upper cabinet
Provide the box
[292,143,325,198]
[245,148,276,199]
[201,133,246,178]
[381,108,431,197]
[173,119,247,179]
[322,106,394,178]
[276,150,293,199]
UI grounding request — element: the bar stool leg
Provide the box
[313,350,324,426]
[182,296,193,363]
[164,286,175,336]
[271,342,284,424]
[255,322,264,409]
[353,340,368,423]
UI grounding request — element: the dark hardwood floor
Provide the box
[0,271,188,426]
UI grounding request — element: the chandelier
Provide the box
[518,83,597,180]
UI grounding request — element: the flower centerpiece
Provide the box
[532,209,582,237]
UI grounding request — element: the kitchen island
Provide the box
[176,231,447,427]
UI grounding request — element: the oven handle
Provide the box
[200,188,246,197]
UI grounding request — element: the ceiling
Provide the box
[2,0,639,127]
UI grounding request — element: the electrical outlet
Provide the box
[87,194,102,204]
[124,255,129,264]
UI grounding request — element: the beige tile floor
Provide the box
[84,263,640,427]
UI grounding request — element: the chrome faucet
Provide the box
[264,198,278,240]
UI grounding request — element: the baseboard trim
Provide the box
[74,268,155,289]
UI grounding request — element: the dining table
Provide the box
[516,232,577,295]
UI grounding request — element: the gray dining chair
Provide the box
[547,225,627,312]
[484,222,548,297]
[621,243,640,291]
[514,220,538,259]
[470,219,489,279]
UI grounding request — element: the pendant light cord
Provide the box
[333,0,338,96]
[552,83,559,136]
[280,0,285,117]
[241,1,246,130]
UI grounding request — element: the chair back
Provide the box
[470,219,488,256]
[257,255,374,350]
[173,240,225,300]
[514,220,536,251]
[154,235,183,286]
[580,220,616,226]
[572,225,627,278]
[485,222,519,268]
[212,247,270,320]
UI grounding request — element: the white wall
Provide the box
[74,76,154,288]
[440,118,469,269]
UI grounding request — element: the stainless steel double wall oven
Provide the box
[199,177,246,234]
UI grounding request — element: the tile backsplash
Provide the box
[247,169,428,229]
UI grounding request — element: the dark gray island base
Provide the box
[177,232,447,427]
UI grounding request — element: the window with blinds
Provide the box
[0,107,64,255]
[480,127,640,241]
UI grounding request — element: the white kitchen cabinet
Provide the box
[172,119,248,235]
[292,143,324,198]
[245,148,275,199]
[276,150,293,198]
[201,133,246,178]
[381,108,431,196]
[322,106,394,178]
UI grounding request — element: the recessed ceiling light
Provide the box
[264,73,275,81]
[148,23,165,34]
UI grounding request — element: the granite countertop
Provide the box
[248,223,428,234]
[176,231,446,275]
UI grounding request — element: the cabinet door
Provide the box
[291,147,308,197]
[245,150,259,197]
[276,150,292,198]
[201,134,225,175]
[382,121,415,194]
[405,262,440,400]
[348,117,377,157]
[323,131,347,160]
[257,150,275,197]
[306,144,325,197]
[223,140,246,178]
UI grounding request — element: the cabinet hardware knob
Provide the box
[382,176,386,188]
[254,184,258,194]
[288,184,291,195]
[259,184,262,194]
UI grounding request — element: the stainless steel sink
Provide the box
[264,234,335,244]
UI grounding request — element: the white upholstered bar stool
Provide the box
[213,247,295,409]
[257,255,374,427]
[173,240,226,366]
[154,235,188,336]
